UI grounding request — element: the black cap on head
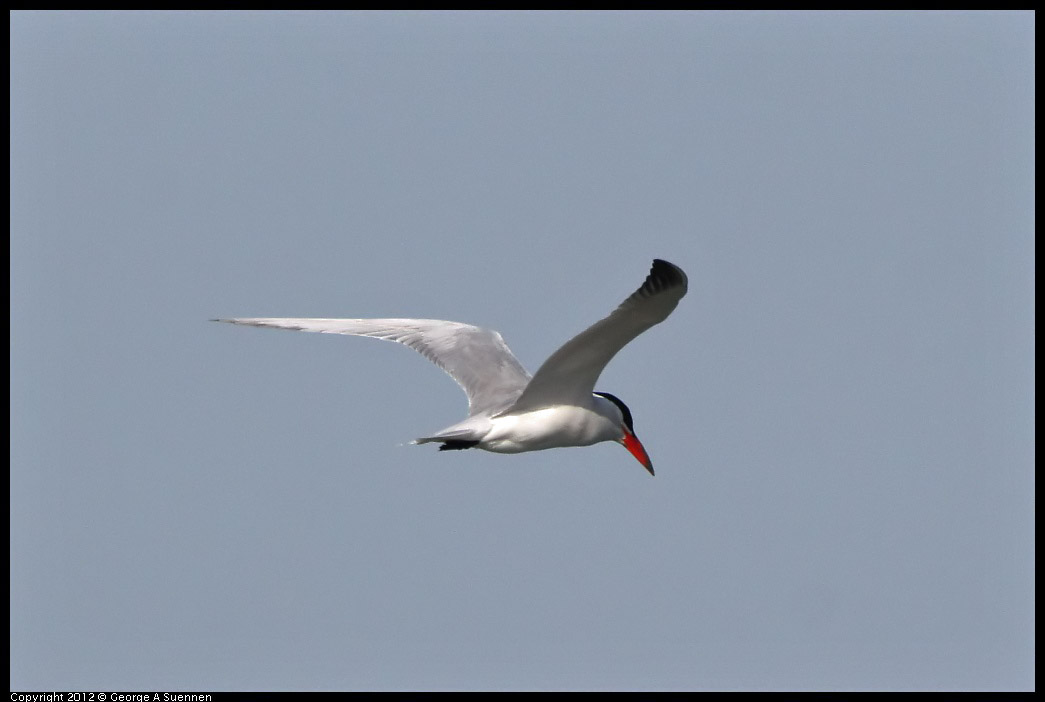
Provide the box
[593,391,634,433]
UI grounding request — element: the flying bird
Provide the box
[213,259,687,475]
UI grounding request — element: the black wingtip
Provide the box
[438,440,480,451]
[645,259,688,295]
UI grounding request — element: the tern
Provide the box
[214,259,687,475]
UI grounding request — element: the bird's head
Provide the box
[593,391,653,476]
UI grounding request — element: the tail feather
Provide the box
[412,418,488,450]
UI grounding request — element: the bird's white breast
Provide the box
[479,406,621,454]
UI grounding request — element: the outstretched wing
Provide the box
[507,259,688,413]
[213,318,532,416]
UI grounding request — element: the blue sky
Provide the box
[10,11,1034,691]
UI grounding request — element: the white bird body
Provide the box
[426,395,624,454]
[214,259,688,475]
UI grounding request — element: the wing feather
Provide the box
[212,318,531,416]
[507,259,688,413]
